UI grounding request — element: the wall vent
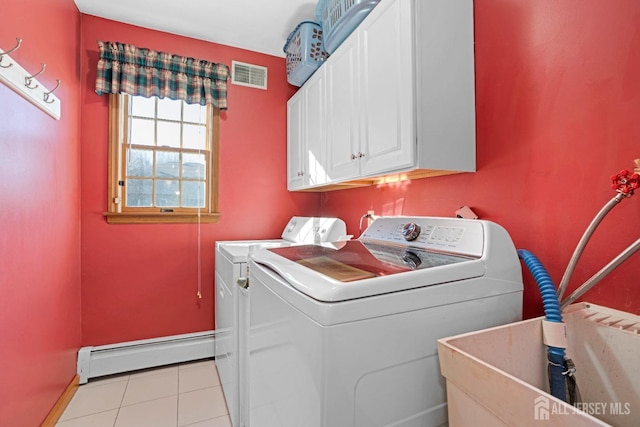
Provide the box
[231,61,268,90]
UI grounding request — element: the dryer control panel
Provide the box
[281,217,348,244]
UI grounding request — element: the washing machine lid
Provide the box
[256,241,485,302]
[269,241,473,281]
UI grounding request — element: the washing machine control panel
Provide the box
[361,216,485,258]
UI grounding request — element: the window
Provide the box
[104,94,220,224]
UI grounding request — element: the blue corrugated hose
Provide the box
[517,249,567,402]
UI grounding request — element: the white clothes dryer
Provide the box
[247,216,524,427]
[215,217,347,427]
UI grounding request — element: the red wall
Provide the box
[321,0,640,319]
[0,0,82,426]
[2,1,639,424]
[79,16,319,346]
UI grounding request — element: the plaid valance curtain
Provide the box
[95,41,230,110]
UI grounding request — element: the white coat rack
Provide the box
[0,38,61,120]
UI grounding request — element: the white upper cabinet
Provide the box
[287,69,327,191]
[325,34,360,182]
[356,0,414,178]
[287,89,306,190]
[304,70,327,187]
[288,0,475,191]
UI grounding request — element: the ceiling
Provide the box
[74,0,319,58]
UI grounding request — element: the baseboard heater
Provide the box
[77,330,215,384]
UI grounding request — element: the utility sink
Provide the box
[438,303,639,426]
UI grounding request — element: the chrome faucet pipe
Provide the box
[556,193,626,300]
[561,237,640,309]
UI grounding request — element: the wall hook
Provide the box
[0,38,22,68]
[24,63,46,89]
[43,79,61,104]
[0,43,60,119]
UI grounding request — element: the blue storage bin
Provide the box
[318,0,381,54]
[284,21,329,87]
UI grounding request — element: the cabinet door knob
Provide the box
[351,154,357,160]
[358,152,365,158]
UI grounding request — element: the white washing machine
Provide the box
[215,217,347,427]
[247,216,524,427]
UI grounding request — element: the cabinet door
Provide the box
[287,90,306,190]
[358,0,415,177]
[325,36,361,182]
[303,71,327,186]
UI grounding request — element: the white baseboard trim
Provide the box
[77,330,215,384]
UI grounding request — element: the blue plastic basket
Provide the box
[318,0,381,54]
[283,21,329,87]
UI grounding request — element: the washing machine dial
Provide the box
[402,251,422,269]
[401,222,421,241]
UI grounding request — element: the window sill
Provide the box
[103,212,221,224]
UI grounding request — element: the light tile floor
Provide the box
[56,359,231,427]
